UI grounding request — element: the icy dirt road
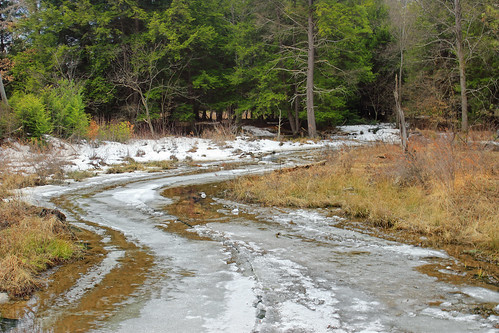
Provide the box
[12,156,499,333]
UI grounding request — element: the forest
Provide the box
[0,0,498,139]
[1,2,499,329]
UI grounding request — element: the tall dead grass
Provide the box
[0,201,81,297]
[0,153,82,298]
[227,132,499,253]
[201,122,238,146]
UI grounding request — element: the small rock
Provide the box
[0,292,9,304]
[200,192,207,199]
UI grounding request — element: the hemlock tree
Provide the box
[248,0,379,137]
[8,0,495,135]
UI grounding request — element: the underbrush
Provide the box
[201,123,237,146]
[227,132,499,254]
[87,119,134,143]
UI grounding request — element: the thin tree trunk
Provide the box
[294,93,300,134]
[397,19,405,127]
[278,107,282,140]
[140,94,155,136]
[306,0,317,138]
[395,75,408,151]
[0,73,8,106]
[287,109,296,134]
[454,0,468,132]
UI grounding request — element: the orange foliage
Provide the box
[86,119,100,141]
[0,58,14,82]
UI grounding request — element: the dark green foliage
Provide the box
[0,0,495,136]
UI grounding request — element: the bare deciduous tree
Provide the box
[415,0,489,131]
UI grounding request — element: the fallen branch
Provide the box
[277,160,327,173]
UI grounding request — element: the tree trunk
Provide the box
[294,95,300,134]
[287,109,296,135]
[454,0,468,132]
[140,94,155,136]
[0,72,8,106]
[397,16,405,127]
[306,0,317,138]
[288,89,300,135]
[394,74,408,151]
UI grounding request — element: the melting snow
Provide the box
[0,124,399,174]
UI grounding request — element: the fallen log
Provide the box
[277,160,327,173]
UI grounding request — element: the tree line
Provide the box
[0,0,497,138]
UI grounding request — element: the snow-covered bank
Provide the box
[0,124,400,174]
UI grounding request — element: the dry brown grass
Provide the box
[0,151,82,298]
[0,201,81,297]
[201,122,238,146]
[227,132,499,254]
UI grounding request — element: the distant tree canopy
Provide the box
[0,0,497,137]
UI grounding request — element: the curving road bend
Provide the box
[13,156,499,333]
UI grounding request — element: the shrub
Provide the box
[96,120,134,143]
[86,119,100,141]
[43,79,89,138]
[201,122,237,146]
[9,92,52,138]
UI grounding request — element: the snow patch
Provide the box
[202,274,256,333]
[461,287,499,303]
[336,124,400,143]
[1,124,400,174]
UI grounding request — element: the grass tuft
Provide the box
[66,170,96,182]
[106,157,175,174]
[0,202,82,297]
